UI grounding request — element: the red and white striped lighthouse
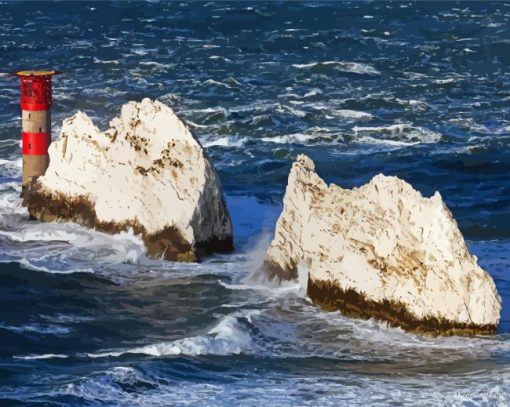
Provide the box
[15,70,61,188]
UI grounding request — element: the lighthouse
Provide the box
[15,70,61,189]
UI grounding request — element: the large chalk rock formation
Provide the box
[24,98,233,261]
[265,155,501,335]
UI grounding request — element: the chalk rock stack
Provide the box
[23,98,233,261]
[265,155,501,335]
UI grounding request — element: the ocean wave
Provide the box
[0,181,21,192]
[260,133,318,145]
[0,217,146,263]
[203,78,241,89]
[201,135,249,148]
[16,258,95,274]
[0,322,70,335]
[353,124,442,146]
[208,55,233,63]
[93,57,120,65]
[292,61,381,75]
[275,104,308,118]
[394,98,430,111]
[332,109,373,119]
[87,311,258,358]
[219,279,303,298]
[0,138,18,145]
[0,227,93,244]
[0,217,147,277]
[298,301,510,362]
[138,61,173,70]
[303,103,373,120]
[41,313,94,324]
[260,127,338,145]
[0,158,21,178]
[13,353,69,360]
[61,366,160,404]
[433,77,465,85]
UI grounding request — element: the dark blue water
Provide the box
[0,1,509,405]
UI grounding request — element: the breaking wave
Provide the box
[88,310,257,358]
[201,135,249,148]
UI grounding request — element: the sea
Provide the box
[0,1,509,406]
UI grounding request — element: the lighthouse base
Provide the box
[22,155,49,186]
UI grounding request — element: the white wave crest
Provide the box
[13,353,69,360]
[17,258,94,274]
[292,61,380,75]
[353,124,441,146]
[201,136,248,148]
[334,109,373,119]
[88,311,257,358]
[0,322,70,335]
[260,133,319,145]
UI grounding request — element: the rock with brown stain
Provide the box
[23,98,233,261]
[264,154,501,336]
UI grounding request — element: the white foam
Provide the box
[0,213,147,269]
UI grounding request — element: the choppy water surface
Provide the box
[0,1,509,405]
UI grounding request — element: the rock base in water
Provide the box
[308,278,497,336]
[24,186,234,261]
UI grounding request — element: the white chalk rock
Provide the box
[24,98,233,261]
[265,154,501,335]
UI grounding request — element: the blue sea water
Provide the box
[0,1,509,405]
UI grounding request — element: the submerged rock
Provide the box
[265,154,501,336]
[24,98,233,261]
